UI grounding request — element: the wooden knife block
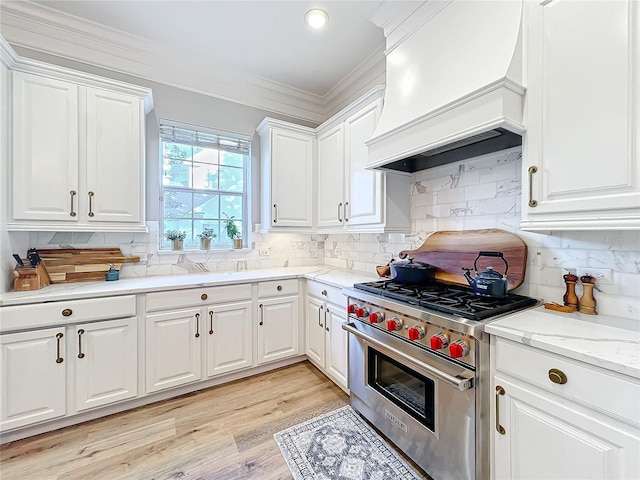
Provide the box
[13,261,51,291]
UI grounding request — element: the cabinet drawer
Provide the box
[495,337,640,426]
[0,295,136,333]
[146,284,252,312]
[306,281,346,307]
[257,279,298,298]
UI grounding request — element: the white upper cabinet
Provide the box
[7,54,152,232]
[522,0,640,230]
[257,119,315,232]
[316,86,410,233]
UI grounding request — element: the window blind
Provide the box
[159,124,250,154]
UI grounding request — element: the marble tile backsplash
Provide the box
[9,147,639,321]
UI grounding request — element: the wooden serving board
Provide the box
[398,229,528,290]
[38,248,140,283]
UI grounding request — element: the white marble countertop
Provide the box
[485,307,640,379]
[0,266,379,307]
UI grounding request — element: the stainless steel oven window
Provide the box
[367,347,436,431]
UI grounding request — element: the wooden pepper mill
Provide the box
[562,273,579,311]
[579,275,597,315]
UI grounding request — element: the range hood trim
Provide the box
[366,79,525,175]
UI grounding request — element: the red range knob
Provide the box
[449,341,469,359]
[348,304,357,314]
[408,326,425,341]
[355,307,369,318]
[369,312,384,324]
[429,333,449,350]
[386,317,402,331]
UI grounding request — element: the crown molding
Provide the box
[0,1,386,124]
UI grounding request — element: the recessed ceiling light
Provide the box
[305,9,328,29]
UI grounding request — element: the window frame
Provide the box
[158,120,251,251]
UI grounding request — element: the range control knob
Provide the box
[430,333,449,350]
[355,307,369,318]
[386,317,403,331]
[449,340,470,359]
[408,326,425,341]
[348,304,357,314]
[369,311,384,324]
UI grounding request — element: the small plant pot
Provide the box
[171,239,184,251]
[233,238,243,249]
[200,238,212,251]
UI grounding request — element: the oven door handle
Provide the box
[342,322,474,392]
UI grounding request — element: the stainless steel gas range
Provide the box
[342,280,538,480]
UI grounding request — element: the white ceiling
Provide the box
[26,0,388,97]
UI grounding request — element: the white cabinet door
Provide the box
[317,124,345,228]
[344,98,384,226]
[0,328,66,430]
[305,296,325,367]
[74,318,137,412]
[270,128,314,228]
[145,308,202,393]
[12,72,79,222]
[494,376,640,479]
[85,87,142,224]
[257,296,299,364]
[324,304,348,390]
[522,0,640,230]
[206,301,253,377]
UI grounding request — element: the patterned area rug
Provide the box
[274,405,424,480]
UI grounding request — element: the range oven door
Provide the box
[343,321,476,480]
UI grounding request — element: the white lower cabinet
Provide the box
[145,308,202,393]
[305,281,349,392]
[0,327,67,430]
[74,318,137,412]
[144,285,255,394]
[206,301,253,377]
[492,337,640,479]
[257,280,300,364]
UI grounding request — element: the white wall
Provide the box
[324,147,640,321]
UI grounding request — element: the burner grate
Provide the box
[353,280,537,321]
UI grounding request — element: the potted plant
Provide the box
[165,230,186,251]
[197,228,216,250]
[223,213,242,249]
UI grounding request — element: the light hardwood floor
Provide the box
[0,361,428,480]
[0,362,334,479]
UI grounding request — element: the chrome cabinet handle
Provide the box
[528,166,538,207]
[208,311,214,335]
[88,191,95,217]
[55,332,64,364]
[69,190,77,217]
[344,201,349,222]
[194,313,200,338]
[325,306,329,332]
[273,204,278,223]
[337,203,343,222]
[259,304,264,326]
[77,329,85,359]
[496,385,506,435]
[318,304,323,327]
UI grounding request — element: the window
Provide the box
[160,122,250,250]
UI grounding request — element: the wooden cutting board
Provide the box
[38,248,140,283]
[398,229,528,290]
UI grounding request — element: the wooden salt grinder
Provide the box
[562,273,579,311]
[579,275,597,315]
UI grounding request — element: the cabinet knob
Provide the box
[201,293,208,301]
[62,308,73,317]
[548,368,567,385]
[321,290,327,296]
[277,285,283,291]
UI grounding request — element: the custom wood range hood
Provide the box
[367,0,525,174]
